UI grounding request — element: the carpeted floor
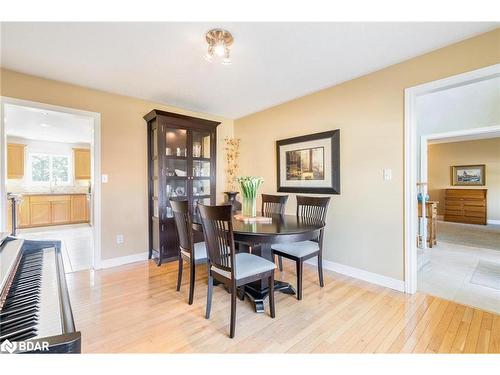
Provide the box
[437,221,500,251]
[470,260,500,290]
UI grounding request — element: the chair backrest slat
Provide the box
[170,199,194,255]
[198,204,236,276]
[261,194,288,215]
[296,195,330,224]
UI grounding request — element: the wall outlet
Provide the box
[102,174,109,183]
[116,234,124,244]
[383,168,392,181]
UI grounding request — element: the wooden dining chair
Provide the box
[198,204,277,338]
[261,194,288,215]
[261,194,288,271]
[271,195,330,300]
[170,199,208,305]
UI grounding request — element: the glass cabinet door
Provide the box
[151,125,159,218]
[164,128,188,218]
[191,130,212,212]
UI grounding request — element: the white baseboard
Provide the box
[487,219,500,225]
[305,258,405,292]
[97,251,149,270]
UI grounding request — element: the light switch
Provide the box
[383,169,392,181]
[116,234,124,244]
[101,174,108,183]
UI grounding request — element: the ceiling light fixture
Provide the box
[205,29,233,65]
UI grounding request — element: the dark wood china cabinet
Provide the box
[144,110,220,265]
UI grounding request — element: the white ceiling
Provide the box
[417,76,500,136]
[428,133,500,144]
[1,22,498,119]
[5,103,93,143]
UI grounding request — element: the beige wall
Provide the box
[234,29,500,281]
[1,68,234,260]
[428,138,500,221]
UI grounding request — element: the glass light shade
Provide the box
[214,42,225,56]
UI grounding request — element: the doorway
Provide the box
[1,97,101,272]
[404,63,500,312]
[418,132,500,313]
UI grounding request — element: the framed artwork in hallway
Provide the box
[451,164,486,186]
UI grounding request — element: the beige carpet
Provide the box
[437,221,500,251]
[470,260,500,290]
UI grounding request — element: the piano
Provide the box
[0,233,81,353]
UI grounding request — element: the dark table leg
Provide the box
[243,243,296,313]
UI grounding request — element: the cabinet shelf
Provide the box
[165,176,188,180]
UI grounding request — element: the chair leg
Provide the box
[205,274,213,319]
[176,255,183,291]
[188,261,195,305]
[278,255,283,272]
[318,254,324,287]
[230,284,237,338]
[269,273,276,318]
[296,260,303,300]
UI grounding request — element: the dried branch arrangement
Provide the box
[224,137,241,192]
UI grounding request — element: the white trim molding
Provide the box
[97,252,149,270]
[404,63,500,295]
[305,258,405,292]
[487,219,500,225]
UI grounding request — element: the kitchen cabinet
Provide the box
[74,148,91,180]
[51,196,71,224]
[15,194,89,228]
[7,200,13,233]
[18,196,30,227]
[30,197,52,226]
[7,143,26,179]
[71,194,88,222]
[144,109,220,265]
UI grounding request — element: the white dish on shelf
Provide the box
[174,169,187,177]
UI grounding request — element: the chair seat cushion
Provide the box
[181,241,207,261]
[271,240,319,258]
[211,253,276,280]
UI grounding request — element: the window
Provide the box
[30,153,70,184]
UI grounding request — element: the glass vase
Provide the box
[242,196,257,217]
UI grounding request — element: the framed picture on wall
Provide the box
[276,130,340,194]
[451,164,485,186]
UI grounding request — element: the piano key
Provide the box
[0,315,38,336]
[0,306,39,321]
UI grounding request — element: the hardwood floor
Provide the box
[65,259,500,353]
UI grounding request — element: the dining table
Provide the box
[192,212,325,313]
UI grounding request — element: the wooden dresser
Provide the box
[444,189,487,225]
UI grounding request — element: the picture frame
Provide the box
[276,130,340,194]
[451,164,485,186]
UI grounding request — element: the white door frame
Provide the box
[0,97,102,269]
[404,63,500,294]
